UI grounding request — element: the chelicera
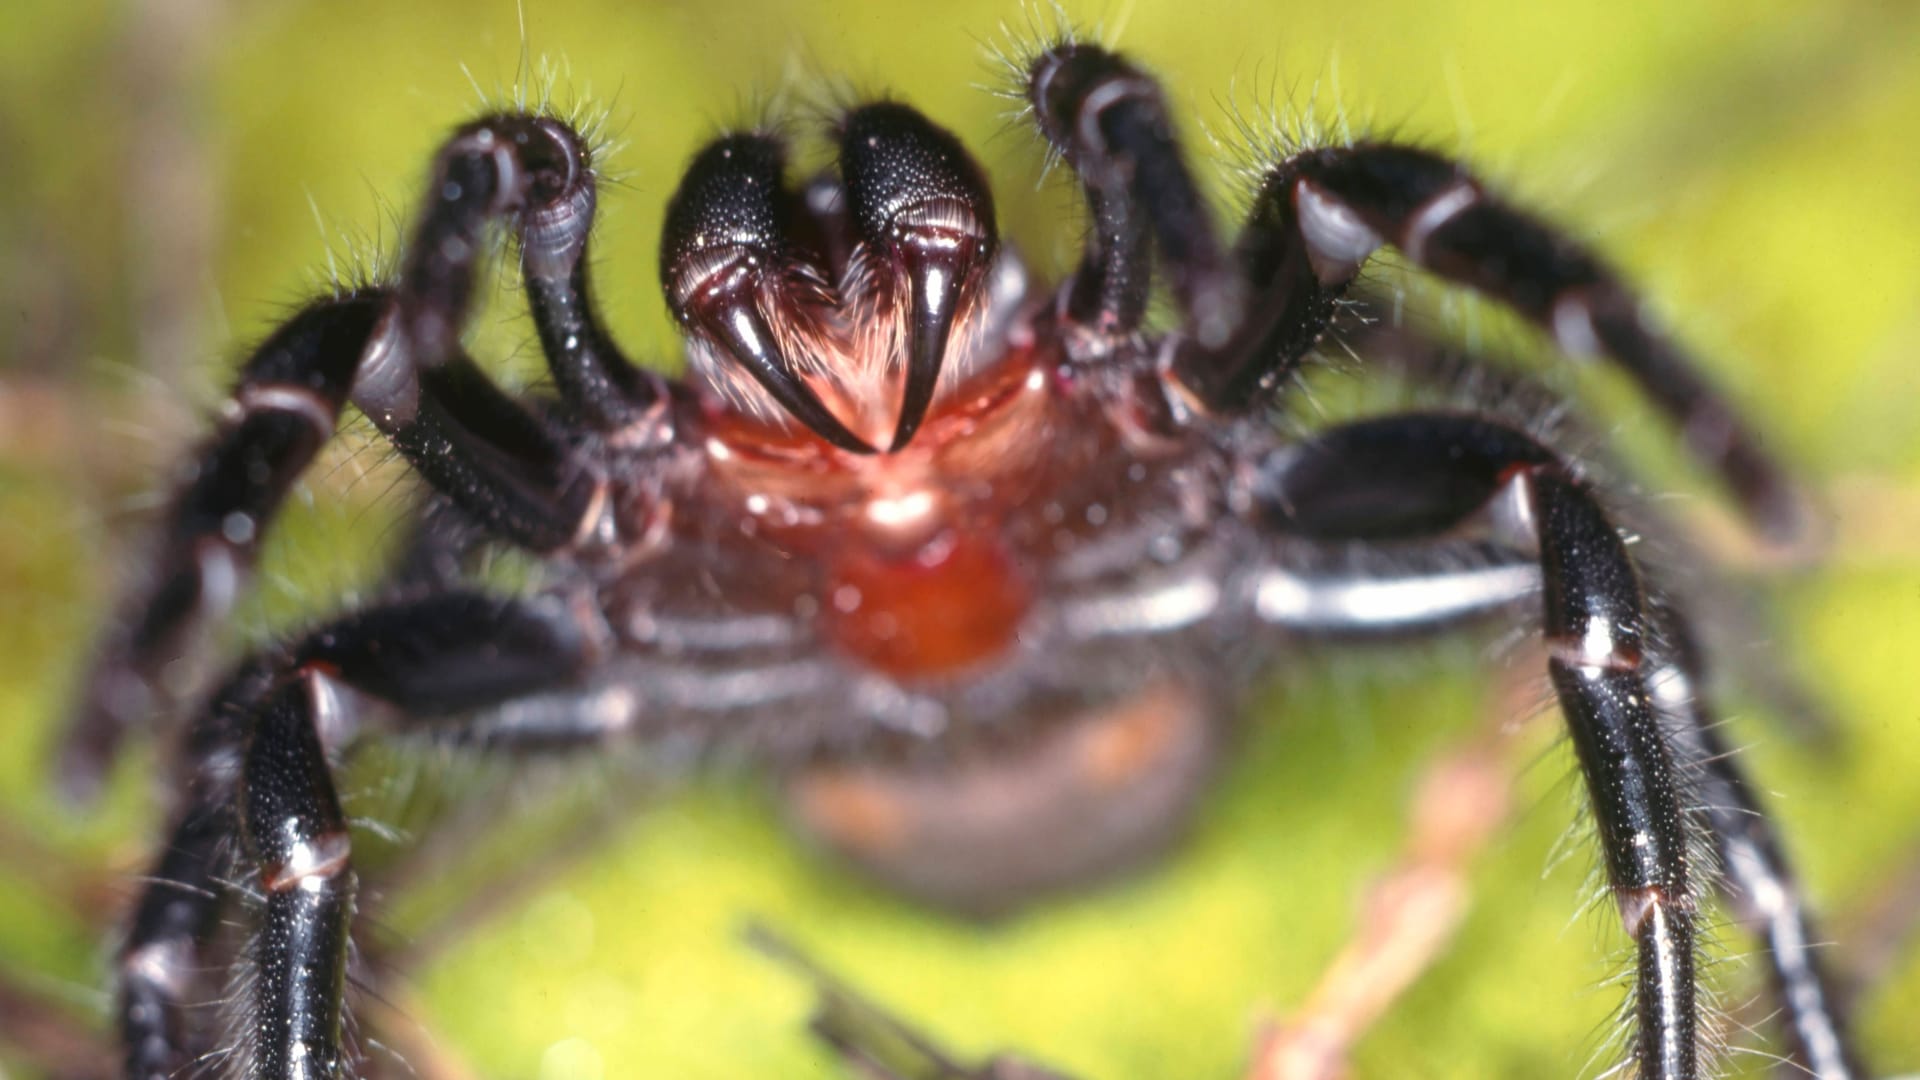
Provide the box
[67,32,1870,1080]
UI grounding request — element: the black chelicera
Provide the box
[69,34,1867,1080]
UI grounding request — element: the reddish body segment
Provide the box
[699,341,1071,681]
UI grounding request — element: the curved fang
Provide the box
[661,132,875,455]
[702,292,874,455]
[838,102,997,453]
[891,219,978,451]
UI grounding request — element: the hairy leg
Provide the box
[115,592,596,1080]
[1252,412,1704,1077]
[62,111,665,798]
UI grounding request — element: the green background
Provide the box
[2,1,1918,1077]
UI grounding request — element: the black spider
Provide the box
[64,33,1871,1080]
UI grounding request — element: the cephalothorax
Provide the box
[70,33,1868,1080]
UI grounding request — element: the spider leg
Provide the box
[63,295,383,799]
[117,591,597,1080]
[60,291,608,796]
[1347,311,1844,745]
[63,115,662,798]
[1649,608,1866,1079]
[394,114,669,433]
[1018,40,1797,539]
[1023,41,1242,345]
[495,117,671,435]
[1250,412,1703,1079]
[1247,413,1871,1075]
[1194,144,1802,545]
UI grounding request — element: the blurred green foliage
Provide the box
[2,1,1918,1078]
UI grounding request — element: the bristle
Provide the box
[838,241,912,393]
[1209,65,1375,212]
[300,194,400,301]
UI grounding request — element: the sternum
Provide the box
[821,525,1032,680]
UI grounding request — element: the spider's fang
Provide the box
[889,211,977,452]
[697,281,873,455]
[662,134,875,455]
[839,104,997,452]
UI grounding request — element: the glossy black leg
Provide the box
[1025,41,1241,346]
[62,295,382,798]
[113,592,597,1079]
[240,673,356,1080]
[118,799,229,1080]
[64,116,666,794]
[1330,310,1841,743]
[1649,612,1867,1079]
[393,115,657,421]
[62,289,611,798]
[362,114,636,546]
[366,347,607,553]
[1178,155,1348,407]
[496,116,672,435]
[1252,412,1701,1079]
[1196,144,1802,543]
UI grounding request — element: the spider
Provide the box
[55,25,1879,1080]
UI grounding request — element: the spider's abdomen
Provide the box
[786,677,1222,916]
